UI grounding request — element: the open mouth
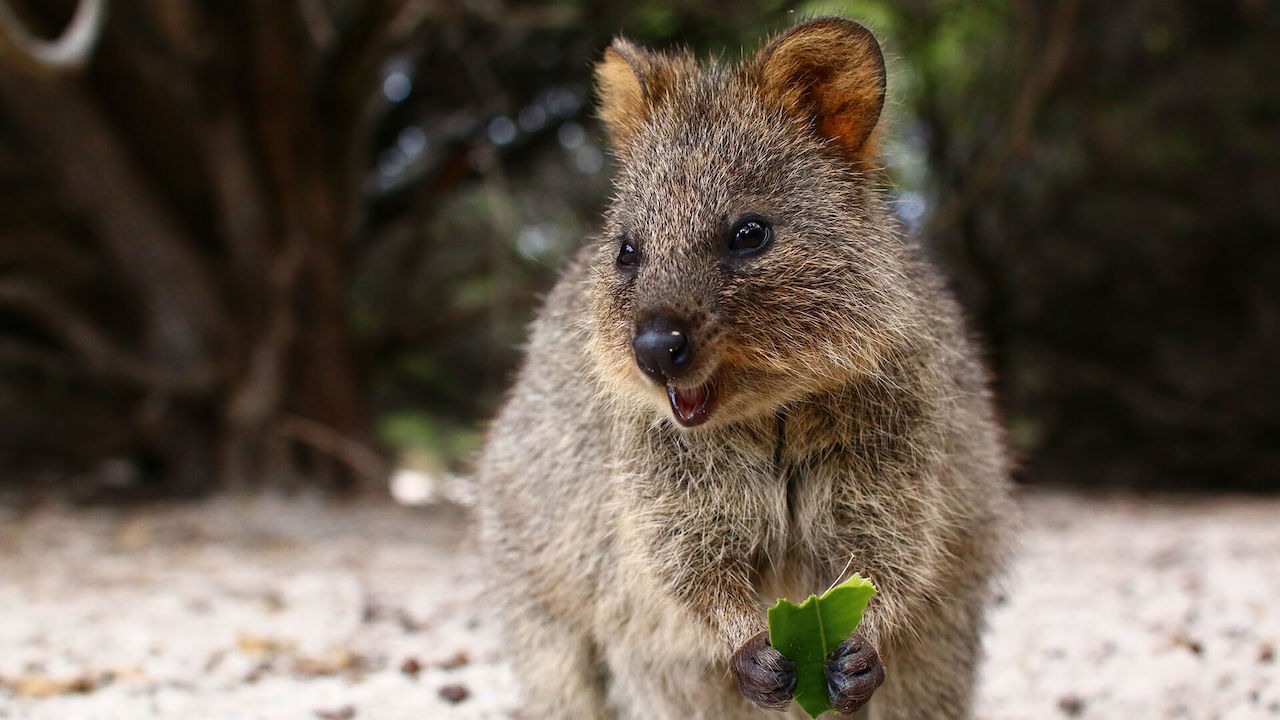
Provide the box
[666,382,715,427]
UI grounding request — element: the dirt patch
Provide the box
[0,490,1276,719]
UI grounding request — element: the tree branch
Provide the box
[924,0,1082,238]
[0,57,227,375]
[0,278,215,393]
[0,0,107,73]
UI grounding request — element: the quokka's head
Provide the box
[586,18,921,430]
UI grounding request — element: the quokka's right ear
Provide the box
[594,38,686,148]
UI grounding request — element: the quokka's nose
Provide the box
[632,318,694,383]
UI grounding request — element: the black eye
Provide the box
[617,238,638,268]
[729,216,772,255]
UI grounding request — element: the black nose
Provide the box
[632,318,694,384]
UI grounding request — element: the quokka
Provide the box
[478,17,1014,720]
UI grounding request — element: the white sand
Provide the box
[0,489,1276,719]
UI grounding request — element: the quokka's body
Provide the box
[478,17,1014,720]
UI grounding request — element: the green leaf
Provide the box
[767,574,877,719]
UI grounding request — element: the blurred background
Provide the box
[1,0,1277,503]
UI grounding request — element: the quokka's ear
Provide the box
[755,17,886,159]
[594,38,685,147]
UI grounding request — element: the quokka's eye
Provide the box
[617,239,638,268]
[728,215,773,255]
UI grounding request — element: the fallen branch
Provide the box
[276,414,389,487]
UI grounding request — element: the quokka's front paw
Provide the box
[731,630,797,711]
[824,632,884,714]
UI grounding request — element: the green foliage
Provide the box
[376,410,480,460]
[798,0,898,38]
[767,574,877,718]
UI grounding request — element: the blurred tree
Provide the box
[874,0,1280,488]
[0,0,429,494]
[1,0,1276,497]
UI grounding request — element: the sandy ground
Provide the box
[0,489,1277,720]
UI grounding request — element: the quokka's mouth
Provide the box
[667,382,715,427]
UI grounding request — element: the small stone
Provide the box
[1057,694,1085,717]
[400,657,422,677]
[439,652,470,670]
[397,610,426,633]
[313,706,355,720]
[1170,632,1203,656]
[439,684,470,704]
[1259,643,1275,663]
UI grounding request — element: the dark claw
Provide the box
[731,630,797,711]
[825,633,884,714]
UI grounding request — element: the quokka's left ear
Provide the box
[754,17,887,160]
[593,38,692,150]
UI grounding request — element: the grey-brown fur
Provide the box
[477,18,1013,720]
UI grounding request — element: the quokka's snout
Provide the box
[631,315,694,385]
[631,313,717,427]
